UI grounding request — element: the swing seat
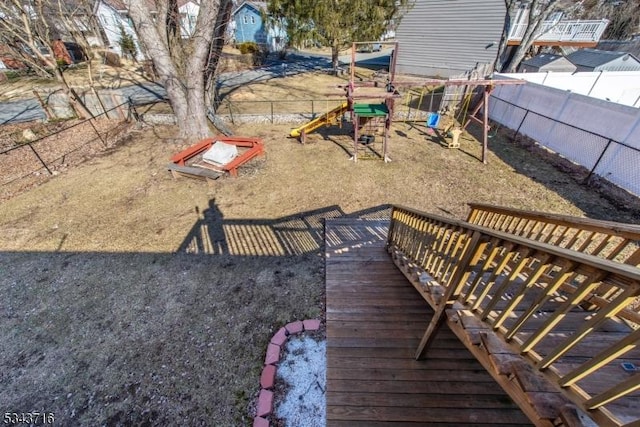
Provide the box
[426,112,440,128]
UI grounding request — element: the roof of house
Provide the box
[521,53,566,68]
[566,48,639,68]
[597,39,640,58]
[101,0,160,12]
[233,1,267,15]
[101,0,126,11]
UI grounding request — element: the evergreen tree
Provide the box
[118,25,138,61]
[267,0,411,70]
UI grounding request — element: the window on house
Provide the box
[243,15,248,24]
[250,16,255,24]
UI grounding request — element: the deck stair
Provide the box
[325,218,533,426]
[386,205,640,427]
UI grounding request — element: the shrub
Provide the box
[118,25,138,61]
[103,51,122,67]
[56,58,68,69]
[237,42,259,55]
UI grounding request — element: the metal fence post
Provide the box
[513,109,529,142]
[271,101,274,124]
[585,139,613,184]
[28,144,52,175]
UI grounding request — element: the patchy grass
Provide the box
[1,79,639,426]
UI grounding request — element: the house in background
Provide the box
[507,5,608,51]
[95,0,145,60]
[230,1,285,52]
[179,0,200,38]
[395,0,609,78]
[597,39,640,58]
[232,1,265,45]
[566,48,640,72]
[519,53,576,73]
[394,0,506,77]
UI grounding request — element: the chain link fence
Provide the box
[1,102,133,200]
[215,90,455,125]
[490,94,640,197]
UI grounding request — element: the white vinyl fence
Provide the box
[489,80,640,197]
[498,71,640,108]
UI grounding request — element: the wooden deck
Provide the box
[325,218,532,426]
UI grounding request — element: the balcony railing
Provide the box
[508,19,609,44]
[386,204,640,426]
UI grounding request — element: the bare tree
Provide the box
[494,0,519,73]
[496,0,560,73]
[125,0,233,141]
[0,0,93,117]
[0,0,61,78]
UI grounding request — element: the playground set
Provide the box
[289,41,526,163]
[166,41,526,180]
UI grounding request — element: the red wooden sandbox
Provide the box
[168,136,264,180]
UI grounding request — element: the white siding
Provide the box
[97,1,145,60]
[179,2,200,38]
[594,56,640,72]
[395,0,506,77]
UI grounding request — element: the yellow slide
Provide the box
[290,102,349,138]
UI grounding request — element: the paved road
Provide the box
[0,83,169,125]
[1,99,44,124]
[0,49,392,125]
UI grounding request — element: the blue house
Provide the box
[231,1,286,52]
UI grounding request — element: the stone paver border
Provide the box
[254,318,322,427]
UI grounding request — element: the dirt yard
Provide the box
[2,76,640,426]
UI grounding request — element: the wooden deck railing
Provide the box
[467,203,640,266]
[387,205,640,427]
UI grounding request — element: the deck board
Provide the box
[325,219,533,426]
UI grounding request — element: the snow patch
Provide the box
[275,336,326,427]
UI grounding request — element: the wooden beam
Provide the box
[483,86,491,163]
[341,79,526,89]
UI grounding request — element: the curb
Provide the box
[254,318,322,427]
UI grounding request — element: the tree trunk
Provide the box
[126,0,231,142]
[331,43,340,70]
[205,0,234,107]
[502,0,557,73]
[494,0,515,72]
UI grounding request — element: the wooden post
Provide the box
[384,117,390,162]
[353,114,359,162]
[482,86,491,164]
[415,231,483,359]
